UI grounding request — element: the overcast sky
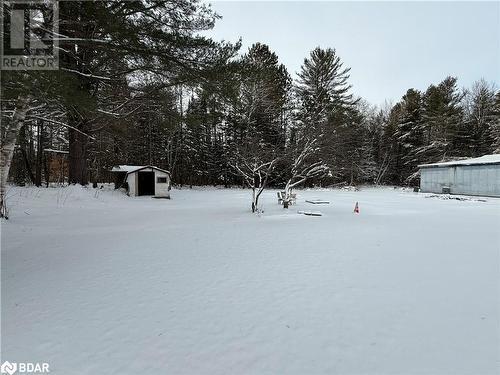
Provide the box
[207,1,500,106]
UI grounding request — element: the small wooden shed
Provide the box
[111,165,171,198]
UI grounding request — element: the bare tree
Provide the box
[284,139,329,202]
[231,151,279,213]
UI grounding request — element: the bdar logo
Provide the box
[0,361,17,375]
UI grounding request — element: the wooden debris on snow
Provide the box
[297,210,323,216]
[305,199,330,204]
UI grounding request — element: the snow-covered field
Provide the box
[1,185,499,374]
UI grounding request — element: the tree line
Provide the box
[2,0,499,215]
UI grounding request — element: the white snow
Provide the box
[1,185,499,374]
[418,154,500,168]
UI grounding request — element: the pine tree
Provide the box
[295,47,357,184]
[55,0,239,184]
[235,43,291,148]
[296,47,354,137]
[489,92,500,153]
[418,77,464,163]
[463,80,498,156]
[228,44,291,211]
[394,89,424,183]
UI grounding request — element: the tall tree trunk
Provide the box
[1,96,31,218]
[251,186,257,213]
[60,2,93,186]
[178,87,184,187]
[44,153,50,187]
[68,117,89,185]
[19,125,36,184]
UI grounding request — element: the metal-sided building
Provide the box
[111,165,171,198]
[419,154,500,197]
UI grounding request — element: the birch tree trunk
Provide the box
[35,120,44,186]
[1,96,31,218]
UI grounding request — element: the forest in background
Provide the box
[2,0,500,200]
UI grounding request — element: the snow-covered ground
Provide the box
[1,185,499,374]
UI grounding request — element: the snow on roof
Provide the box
[43,148,69,154]
[111,165,145,173]
[111,165,170,174]
[419,154,500,168]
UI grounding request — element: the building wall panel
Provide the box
[154,171,170,198]
[126,173,137,196]
[420,164,500,197]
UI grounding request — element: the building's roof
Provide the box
[419,154,500,168]
[111,165,170,174]
[43,148,69,154]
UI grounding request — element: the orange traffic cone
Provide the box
[354,201,359,214]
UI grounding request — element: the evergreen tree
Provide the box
[394,89,424,183]
[295,47,357,184]
[55,0,239,184]
[234,43,291,149]
[463,80,498,156]
[418,77,464,163]
[296,47,354,137]
[488,92,500,153]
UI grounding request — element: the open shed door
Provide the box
[138,171,155,196]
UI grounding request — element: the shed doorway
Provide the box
[138,171,155,196]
